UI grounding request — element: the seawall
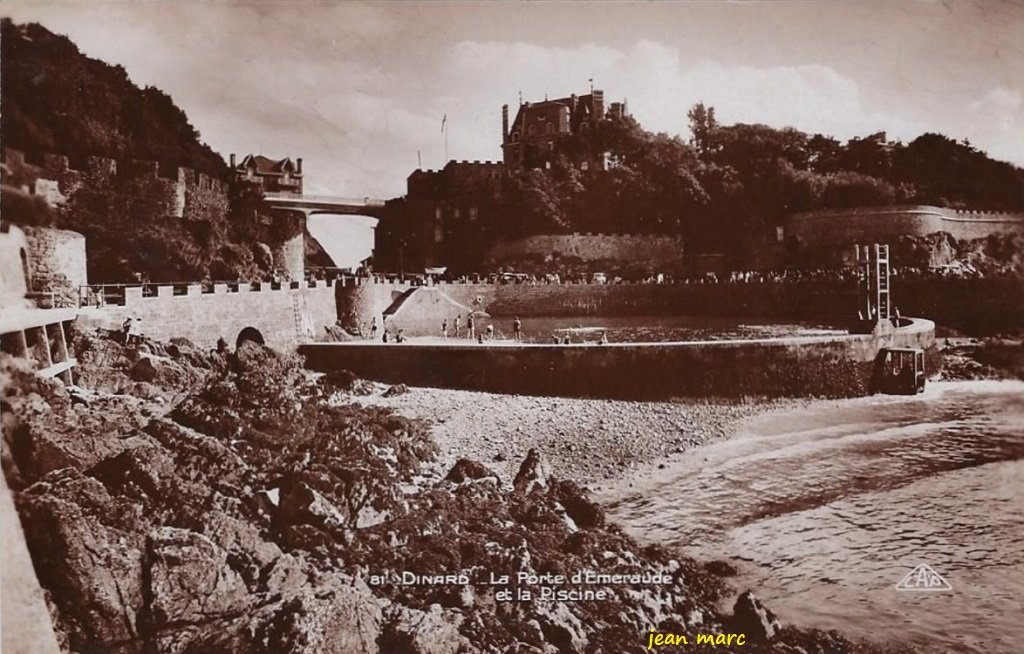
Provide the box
[786,205,1024,247]
[94,280,342,350]
[300,318,935,400]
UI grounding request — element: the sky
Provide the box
[4,1,1023,265]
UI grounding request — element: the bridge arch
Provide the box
[236,326,266,348]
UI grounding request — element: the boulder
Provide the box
[144,527,250,627]
[379,604,470,654]
[383,383,409,397]
[257,575,383,654]
[446,458,501,485]
[18,469,147,653]
[276,480,348,531]
[533,602,588,653]
[513,448,550,494]
[732,590,781,642]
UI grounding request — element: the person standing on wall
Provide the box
[513,316,522,343]
[467,314,475,340]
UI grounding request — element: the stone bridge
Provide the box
[262,193,387,279]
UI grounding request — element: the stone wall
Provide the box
[487,233,684,267]
[2,148,228,221]
[300,318,936,400]
[20,226,87,302]
[0,224,31,306]
[98,281,340,350]
[786,205,1024,248]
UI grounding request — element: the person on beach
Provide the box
[442,317,448,338]
[370,316,378,340]
[396,329,406,343]
[486,324,494,340]
[467,315,476,339]
[454,314,462,338]
[122,317,133,344]
[513,316,522,342]
[598,330,609,345]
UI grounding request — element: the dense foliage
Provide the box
[2,20,305,283]
[1,19,225,177]
[493,103,1024,255]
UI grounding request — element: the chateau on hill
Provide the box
[502,89,627,172]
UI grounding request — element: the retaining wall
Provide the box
[21,227,87,298]
[487,233,684,266]
[786,205,1024,247]
[97,281,341,350]
[300,319,935,399]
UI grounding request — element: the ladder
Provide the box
[855,243,891,322]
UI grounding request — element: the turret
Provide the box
[502,104,509,141]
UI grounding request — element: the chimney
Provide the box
[592,90,604,119]
[296,157,303,174]
[230,153,236,168]
[502,104,509,141]
[571,94,577,111]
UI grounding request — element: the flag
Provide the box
[441,114,447,133]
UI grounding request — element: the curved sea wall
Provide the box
[300,318,935,399]
[786,205,1024,248]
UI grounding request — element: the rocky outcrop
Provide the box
[732,590,782,642]
[2,331,908,654]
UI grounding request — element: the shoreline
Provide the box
[350,385,816,489]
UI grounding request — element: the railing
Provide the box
[263,192,386,207]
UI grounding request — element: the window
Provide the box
[469,206,478,221]
[580,121,590,131]
[511,132,520,143]
[435,207,442,219]
[546,122,555,134]
[528,125,537,136]
[435,224,444,243]
[454,207,461,219]
[581,161,590,171]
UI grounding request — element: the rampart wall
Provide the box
[300,319,936,399]
[97,280,341,350]
[486,233,684,266]
[20,227,87,299]
[786,205,1024,247]
[2,148,228,224]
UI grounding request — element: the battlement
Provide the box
[88,277,353,308]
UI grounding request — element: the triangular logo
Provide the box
[895,564,952,591]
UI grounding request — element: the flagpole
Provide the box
[442,113,449,165]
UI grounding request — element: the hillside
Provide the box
[1,19,225,177]
[1,19,302,284]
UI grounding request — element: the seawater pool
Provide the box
[477,315,846,344]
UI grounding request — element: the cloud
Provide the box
[431,40,929,165]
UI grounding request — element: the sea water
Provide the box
[601,381,1024,653]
